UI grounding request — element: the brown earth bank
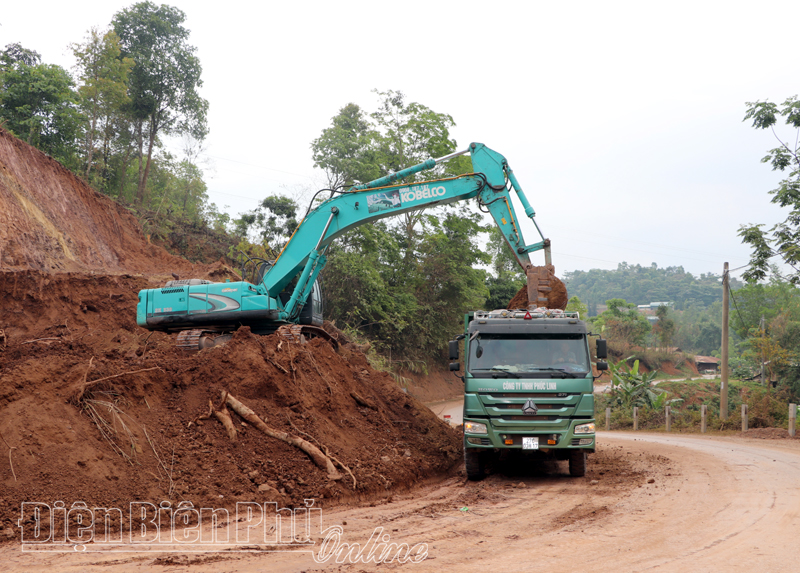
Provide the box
[0,283,462,532]
[0,127,198,275]
[0,130,462,535]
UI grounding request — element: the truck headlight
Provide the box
[574,423,595,434]
[464,421,488,434]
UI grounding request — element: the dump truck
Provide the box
[449,307,607,479]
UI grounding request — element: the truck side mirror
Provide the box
[449,362,460,371]
[596,338,607,359]
[448,340,459,360]
[596,361,608,371]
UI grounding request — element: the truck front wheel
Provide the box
[464,447,485,480]
[568,450,586,477]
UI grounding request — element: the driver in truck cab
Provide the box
[553,340,578,365]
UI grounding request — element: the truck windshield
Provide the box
[469,333,590,374]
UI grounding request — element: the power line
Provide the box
[726,277,750,333]
[206,154,314,180]
[554,248,748,272]
[206,190,262,203]
[565,239,740,266]
[579,230,733,260]
[552,251,626,266]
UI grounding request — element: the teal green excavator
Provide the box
[135,143,556,349]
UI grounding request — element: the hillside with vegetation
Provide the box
[563,263,743,314]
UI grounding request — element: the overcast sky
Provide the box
[3,0,798,280]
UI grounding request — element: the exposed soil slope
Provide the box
[0,127,192,274]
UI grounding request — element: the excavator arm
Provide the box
[266,142,552,321]
[136,142,556,340]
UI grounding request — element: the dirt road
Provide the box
[2,432,798,572]
[426,398,463,425]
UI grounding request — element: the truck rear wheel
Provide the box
[568,450,586,477]
[464,447,485,480]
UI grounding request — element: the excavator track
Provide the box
[176,329,204,350]
[176,329,232,350]
[276,324,339,348]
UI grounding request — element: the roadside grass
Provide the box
[597,377,796,432]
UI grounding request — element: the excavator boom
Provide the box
[136,142,560,342]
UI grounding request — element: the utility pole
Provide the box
[760,316,766,386]
[721,262,729,420]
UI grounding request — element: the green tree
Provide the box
[0,43,41,68]
[370,89,468,246]
[310,91,491,361]
[311,103,381,189]
[322,222,417,350]
[566,296,589,318]
[728,274,800,339]
[590,298,651,347]
[608,359,659,409]
[112,1,208,205]
[130,151,212,241]
[740,96,800,283]
[742,324,791,386]
[653,304,676,349]
[0,44,82,167]
[673,303,722,355]
[71,28,133,183]
[234,195,299,256]
[412,207,490,354]
[312,90,468,245]
[484,225,526,310]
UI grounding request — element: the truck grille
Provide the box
[494,403,564,410]
[501,415,559,421]
[491,393,572,399]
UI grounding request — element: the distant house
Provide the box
[694,355,720,373]
[637,302,673,323]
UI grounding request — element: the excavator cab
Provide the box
[244,257,322,326]
[298,279,323,326]
[277,275,323,326]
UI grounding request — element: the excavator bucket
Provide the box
[506,265,568,311]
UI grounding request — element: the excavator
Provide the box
[136,142,562,348]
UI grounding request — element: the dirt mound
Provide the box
[0,127,194,274]
[0,271,461,531]
[507,275,568,310]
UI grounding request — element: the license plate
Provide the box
[522,437,539,450]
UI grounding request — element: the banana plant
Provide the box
[608,359,666,409]
[651,390,684,411]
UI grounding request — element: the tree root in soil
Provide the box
[213,406,238,442]
[0,430,16,481]
[71,364,163,404]
[286,414,357,489]
[221,390,343,481]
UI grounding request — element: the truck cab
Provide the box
[450,308,606,479]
